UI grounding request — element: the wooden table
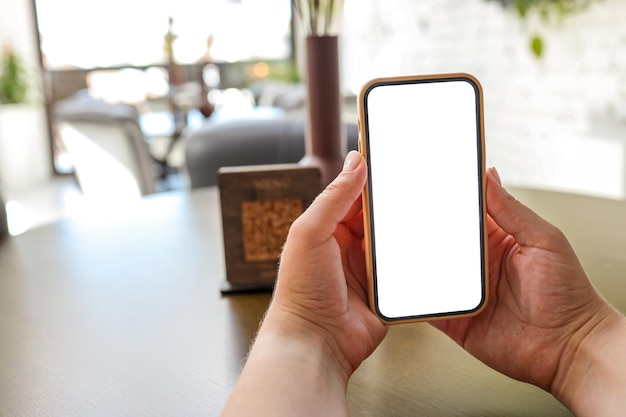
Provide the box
[1,186,624,416]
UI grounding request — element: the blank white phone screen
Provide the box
[365,78,485,320]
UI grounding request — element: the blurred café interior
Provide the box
[1,1,626,415]
[0,0,625,234]
[2,0,303,234]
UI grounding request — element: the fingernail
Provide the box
[343,151,361,172]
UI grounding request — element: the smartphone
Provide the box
[357,73,488,324]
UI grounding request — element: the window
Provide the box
[35,0,292,69]
[34,0,293,176]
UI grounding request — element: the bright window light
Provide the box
[35,0,292,69]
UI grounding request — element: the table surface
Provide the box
[1,186,624,417]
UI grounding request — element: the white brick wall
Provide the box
[341,0,626,198]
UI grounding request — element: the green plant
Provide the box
[0,45,29,104]
[488,0,599,58]
[163,16,177,63]
[291,0,344,36]
[505,0,594,18]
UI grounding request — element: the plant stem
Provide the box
[324,0,335,35]
[293,0,343,36]
[311,0,320,36]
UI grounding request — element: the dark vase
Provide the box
[301,35,346,188]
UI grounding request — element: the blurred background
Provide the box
[341,0,626,200]
[1,0,625,234]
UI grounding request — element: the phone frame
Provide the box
[357,73,488,324]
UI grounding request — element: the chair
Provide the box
[54,97,156,202]
[183,117,358,188]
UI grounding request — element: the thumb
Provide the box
[486,167,560,247]
[291,151,367,244]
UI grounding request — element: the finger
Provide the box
[290,151,367,244]
[345,210,364,239]
[486,213,509,243]
[486,167,560,247]
[342,192,363,224]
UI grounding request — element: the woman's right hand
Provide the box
[432,168,626,417]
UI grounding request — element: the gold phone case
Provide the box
[357,73,489,325]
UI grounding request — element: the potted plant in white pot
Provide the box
[0,44,50,192]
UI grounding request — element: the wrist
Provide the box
[259,307,353,386]
[551,305,626,416]
[222,320,350,417]
[221,312,351,416]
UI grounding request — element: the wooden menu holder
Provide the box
[217,164,321,294]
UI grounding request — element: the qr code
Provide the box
[241,198,303,262]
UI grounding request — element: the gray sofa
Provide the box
[183,117,359,188]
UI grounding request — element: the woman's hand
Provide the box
[221,151,387,417]
[266,150,388,379]
[433,168,626,416]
